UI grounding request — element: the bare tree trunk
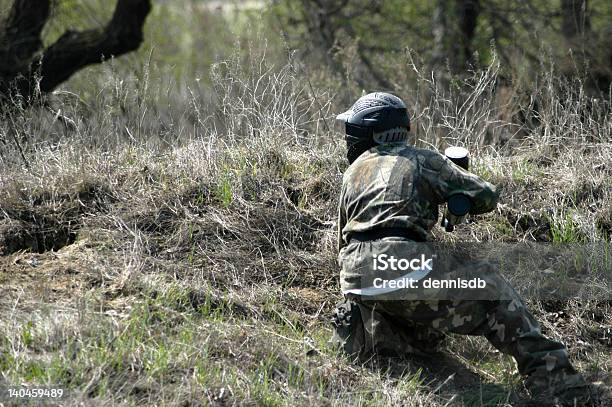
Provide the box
[298,0,347,78]
[558,0,609,91]
[0,0,51,73]
[0,0,151,106]
[561,0,590,39]
[0,0,52,100]
[431,0,451,69]
[456,0,480,67]
[431,0,480,74]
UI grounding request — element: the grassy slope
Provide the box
[0,52,611,406]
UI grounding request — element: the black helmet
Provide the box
[336,92,411,163]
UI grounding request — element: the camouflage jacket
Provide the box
[337,144,500,291]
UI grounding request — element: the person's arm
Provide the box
[337,185,347,253]
[421,151,500,214]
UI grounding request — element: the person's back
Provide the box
[338,143,498,293]
[339,143,499,242]
[331,92,598,406]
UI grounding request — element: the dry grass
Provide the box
[0,45,610,406]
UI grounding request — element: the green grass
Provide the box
[511,160,542,183]
[215,167,234,207]
[549,211,586,243]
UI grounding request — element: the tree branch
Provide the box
[38,0,151,93]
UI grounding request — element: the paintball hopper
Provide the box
[442,147,471,232]
[444,146,469,170]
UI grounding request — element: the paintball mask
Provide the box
[336,92,411,164]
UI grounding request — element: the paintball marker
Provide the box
[441,146,472,232]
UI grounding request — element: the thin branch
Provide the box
[6,114,29,168]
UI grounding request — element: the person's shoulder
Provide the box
[342,146,397,182]
[342,154,373,182]
[372,143,422,158]
[366,144,449,170]
[405,147,448,170]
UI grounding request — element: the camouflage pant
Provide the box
[330,265,593,401]
[331,295,599,404]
